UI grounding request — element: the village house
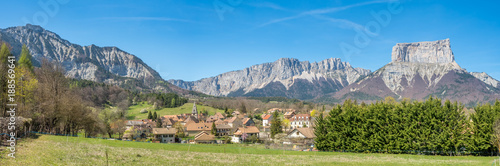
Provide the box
[242,118,255,126]
[232,126,260,143]
[125,120,144,130]
[284,110,296,119]
[287,128,316,143]
[224,116,242,128]
[214,112,225,119]
[215,123,232,136]
[124,120,151,140]
[153,128,177,143]
[267,108,295,114]
[185,122,212,136]
[161,118,177,128]
[262,114,272,127]
[194,131,216,144]
[290,114,311,129]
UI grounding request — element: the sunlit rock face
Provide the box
[391,39,454,64]
[169,58,371,100]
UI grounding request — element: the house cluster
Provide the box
[124,103,258,144]
[262,108,313,129]
[123,103,317,149]
[261,108,316,143]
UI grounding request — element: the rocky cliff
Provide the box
[169,58,370,100]
[0,24,161,83]
[333,39,500,105]
[391,39,455,64]
[0,24,190,94]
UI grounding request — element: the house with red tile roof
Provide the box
[290,114,311,129]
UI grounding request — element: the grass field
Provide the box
[126,102,224,120]
[1,134,497,165]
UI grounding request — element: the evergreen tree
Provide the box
[314,110,327,150]
[18,45,33,72]
[0,43,12,116]
[147,111,153,119]
[270,111,282,139]
[153,111,157,120]
[171,98,176,107]
[211,122,217,136]
[156,117,162,128]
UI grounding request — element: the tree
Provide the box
[174,122,186,139]
[0,43,12,117]
[156,117,162,128]
[310,109,317,117]
[18,45,33,71]
[270,111,282,139]
[282,118,290,132]
[211,122,217,136]
[314,110,327,150]
[240,102,247,113]
[147,111,153,119]
[110,119,126,139]
[171,98,176,107]
[153,111,157,120]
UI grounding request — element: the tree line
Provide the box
[314,97,500,156]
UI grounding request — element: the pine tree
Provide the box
[0,43,12,117]
[314,110,327,150]
[153,111,157,120]
[270,111,282,139]
[147,111,153,119]
[171,98,176,107]
[18,45,33,72]
[156,117,162,128]
[211,122,217,136]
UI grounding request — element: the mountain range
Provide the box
[0,24,189,94]
[1,25,499,104]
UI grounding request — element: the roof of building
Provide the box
[162,115,179,121]
[214,119,226,125]
[224,117,239,123]
[214,112,225,119]
[242,118,252,124]
[216,124,232,129]
[284,111,296,116]
[126,120,144,126]
[290,114,311,121]
[263,114,272,120]
[289,128,316,139]
[194,131,215,141]
[163,118,177,126]
[153,128,177,135]
[186,122,212,131]
[234,126,260,135]
[184,116,199,123]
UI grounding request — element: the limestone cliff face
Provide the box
[169,58,370,99]
[0,24,162,84]
[334,39,500,104]
[470,72,499,88]
[391,39,455,64]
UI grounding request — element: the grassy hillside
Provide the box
[126,102,224,120]
[1,135,496,165]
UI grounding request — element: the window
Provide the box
[296,132,299,135]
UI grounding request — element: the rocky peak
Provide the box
[391,39,455,64]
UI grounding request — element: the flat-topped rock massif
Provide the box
[391,39,455,64]
[333,39,500,105]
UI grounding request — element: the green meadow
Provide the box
[1,134,497,166]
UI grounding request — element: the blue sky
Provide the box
[1,0,499,81]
